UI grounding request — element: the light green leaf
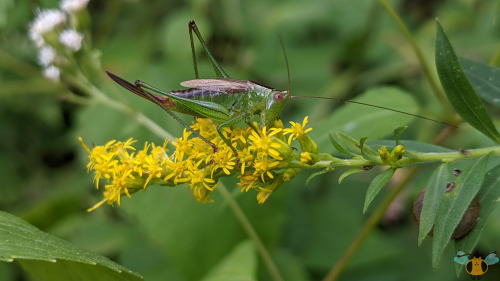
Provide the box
[460,57,500,107]
[338,168,366,184]
[363,168,396,213]
[432,154,490,268]
[306,168,334,185]
[0,211,142,281]
[417,163,453,245]
[454,163,500,276]
[329,132,355,156]
[318,86,419,140]
[201,240,257,281]
[394,126,408,146]
[435,20,500,143]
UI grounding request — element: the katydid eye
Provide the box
[274,92,283,102]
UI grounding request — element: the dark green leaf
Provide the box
[0,211,141,281]
[201,240,257,281]
[454,163,500,275]
[363,168,396,213]
[417,163,453,245]
[394,126,408,146]
[460,57,500,107]
[432,154,490,268]
[435,20,500,143]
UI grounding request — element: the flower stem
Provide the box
[67,72,174,141]
[217,183,284,281]
[377,0,453,118]
[322,166,419,281]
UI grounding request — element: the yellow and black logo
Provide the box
[454,251,499,280]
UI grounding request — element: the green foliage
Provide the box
[432,155,490,267]
[2,0,500,281]
[417,163,452,245]
[435,20,500,143]
[363,167,396,213]
[0,211,141,281]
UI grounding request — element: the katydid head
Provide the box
[264,90,290,125]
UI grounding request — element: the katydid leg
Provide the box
[132,81,219,152]
[189,20,229,79]
[217,115,247,165]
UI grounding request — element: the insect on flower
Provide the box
[106,21,451,165]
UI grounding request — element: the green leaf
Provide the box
[329,132,355,156]
[417,163,453,245]
[432,154,490,268]
[338,168,366,184]
[318,87,419,140]
[460,57,500,107]
[0,211,141,281]
[359,137,379,162]
[454,163,500,275]
[335,131,362,155]
[306,168,334,185]
[363,168,396,213]
[435,20,500,143]
[200,240,257,281]
[394,126,408,146]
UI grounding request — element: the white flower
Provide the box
[29,9,66,46]
[38,46,56,66]
[60,0,89,14]
[59,29,84,52]
[43,65,61,82]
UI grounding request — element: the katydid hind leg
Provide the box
[188,20,230,79]
[107,71,219,152]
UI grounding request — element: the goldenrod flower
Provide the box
[81,116,318,210]
[248,126,283,160]
[283,116,313,145]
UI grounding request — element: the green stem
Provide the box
[323,166,419,281]
[0,48,40,77]
[285,145,500,170]
[217,184,284,281]
[66,72,174,141]
[377,0,454,117]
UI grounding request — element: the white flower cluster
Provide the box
[28,0,89,82]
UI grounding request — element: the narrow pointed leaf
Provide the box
[329,132,355,156]
[460,57,500,107]
[435,20,500,143]
[306,168,333,185]
[432,154,490,268]
[454,163,500,276]
[0,211,141,281]
[363,168,396,213]
[417,163,453,245]
[338,168,365,184]
[394,126,408,146]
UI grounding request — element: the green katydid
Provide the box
[106,20,450,164]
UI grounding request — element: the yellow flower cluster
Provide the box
[80,116,314,210]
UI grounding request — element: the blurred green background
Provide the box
[1,0,500,280]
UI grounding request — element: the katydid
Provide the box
[106,20,450,164]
